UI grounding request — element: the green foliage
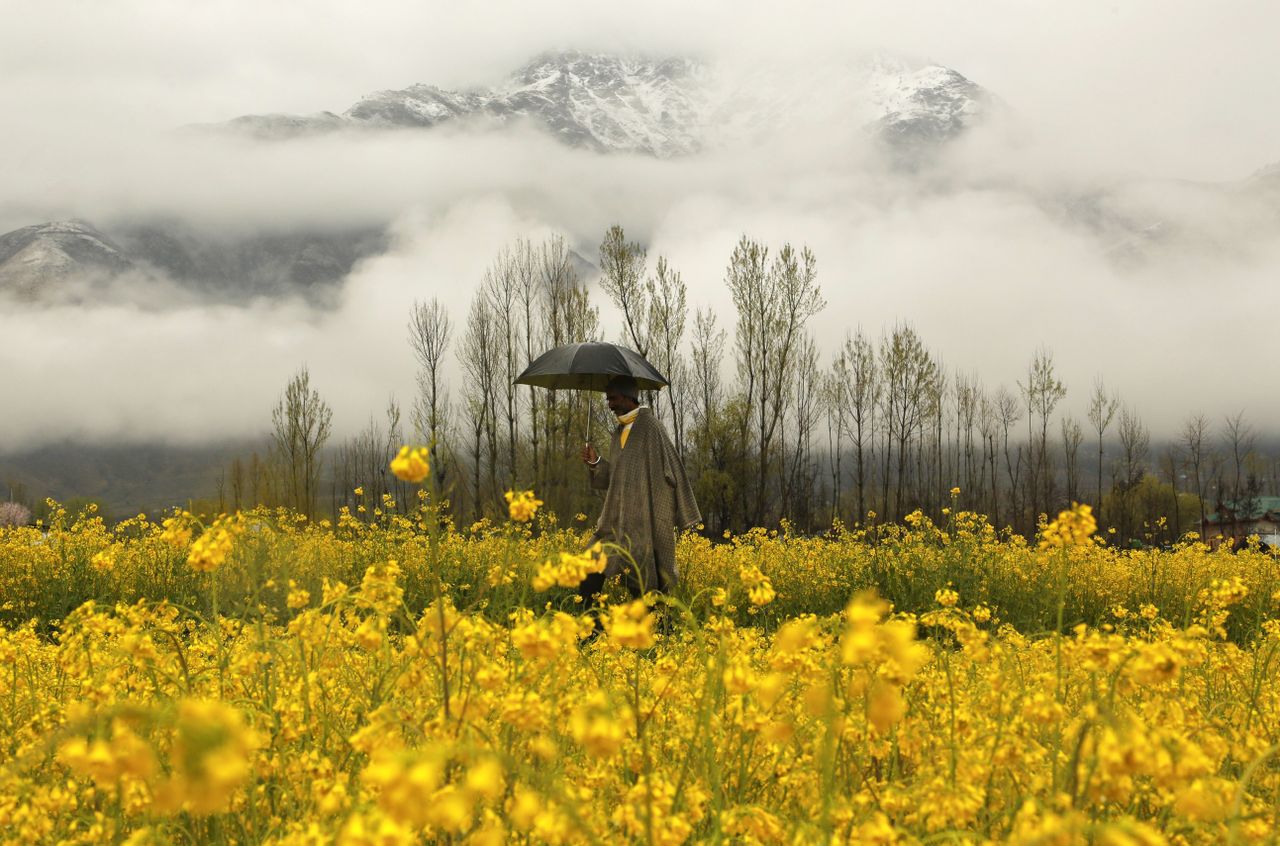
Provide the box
[1101,473,1202,548]
[4,501,1276,646]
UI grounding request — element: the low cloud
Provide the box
[3,124,1278,449]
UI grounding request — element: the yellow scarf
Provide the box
[617,407,640,448]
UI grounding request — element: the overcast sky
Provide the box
[3,0,1279,448]
[7,0,1280,179]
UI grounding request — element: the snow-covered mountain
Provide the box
[0,221,131,301]
[9,51,1277,305]
[347,53,707,157]
[1,50,999,303]
[0,219,384,305]
[866,63,991,149]
[204,50,992,157]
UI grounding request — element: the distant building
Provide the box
[1202,496,1280,549]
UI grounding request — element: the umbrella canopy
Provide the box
[515,342,668,391]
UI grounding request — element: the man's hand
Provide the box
[581,442,599,465]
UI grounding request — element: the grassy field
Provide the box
[1,497,1278,844]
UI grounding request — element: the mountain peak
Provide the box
[197,50,991,158]
[510,49,702,84]
[869,64,991,148]
[0,220,131,302]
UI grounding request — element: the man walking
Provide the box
[579,375,700,603]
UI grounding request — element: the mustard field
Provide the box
[1,498,1279,844]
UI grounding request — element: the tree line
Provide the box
[225,226,1280,545]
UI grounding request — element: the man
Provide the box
[578,375,700,604]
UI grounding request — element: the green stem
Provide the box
[942,648,958,785]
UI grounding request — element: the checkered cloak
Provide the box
[588,407,701,591]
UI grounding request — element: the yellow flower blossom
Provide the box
[187,514,241,572]
[504,489,544,523]
[739,562,775,606]
[90,547,117,573]
[1039,502,1097,550]
[388,446,430,483]
[606,600,656,649]
[531,544,606,591]
[8,496,1280,842]
[154,698,261,816]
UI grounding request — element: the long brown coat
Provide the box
[589,407,700,591]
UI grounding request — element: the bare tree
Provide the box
[995,387,1023,530]
[334,398,403,520]
[522,237,562,483]
[688,307,732,532]
[384,398,406,508]
[532,237,576,485]
[1087,377,1120,515]
[1060,416,1083,505]
[727,238,824,525]
[690,308,726,436]
[1019,348,1066,520]
[726,238,771,522]
[247,451,281,509]
[598,225,651,357]
[978,391,1000,523]
[1160,444,1183,540]
[1181,413,1210,531]
[229,457,245,511]
[842,329,879,524]
[483,243,532,486]
[1117,407,1150,488]
[1115,406,1150,542]
[824,363,848,525]
[926,365,948,517]
[647,256,689,454]
[784,335,822,527]
[408,298,453,491]
[271,366,333,519]
[954,372,981,505]
[1221,410,1258,538]
[536,249,600,515]
[1223,411,1256,503]
[878,323,936,519]
[458,296,499,520]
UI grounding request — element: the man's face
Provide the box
[605,390,636,416]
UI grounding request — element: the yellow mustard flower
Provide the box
[389,446,430,483]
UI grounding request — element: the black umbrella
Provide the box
[515,342,667,448]
[514,342,668,392]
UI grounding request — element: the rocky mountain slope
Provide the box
[204,50,992,157]
[0,221,132,301]
[0,220,383,305]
